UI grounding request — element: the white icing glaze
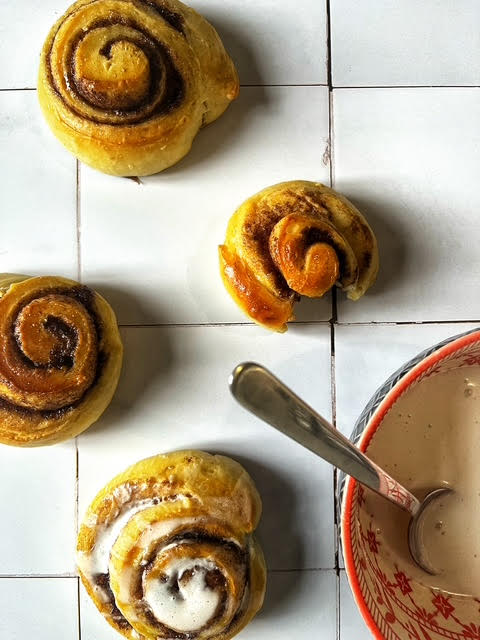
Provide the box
[77,491,191,578]
[77,486,247,635]
[114,517,202,603]
[78,498,158,576]
[144,557,222,633]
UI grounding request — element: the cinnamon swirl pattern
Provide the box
[0,274,123,446]
[77,451,266,640]
[38,0,239,176]
[219,181,379,332]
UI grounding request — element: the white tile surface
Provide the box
[239,571,336,639]
[190,0,327,85]
[0,578,78,639]
[333,88,480,322]
[78,324,335,570]
[0,443,76,574]
[80,86,331,325]
[0,91,77,278]
[0,0,69,89]
[331,0,480,87]
[339,571,371,640]
[335,323,479,439]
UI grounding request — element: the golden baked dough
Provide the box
[219,180,379,332]
[0,274,123,446]
[38,0,239,176]
[77,450,266,640]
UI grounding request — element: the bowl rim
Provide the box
[339,326,480,639]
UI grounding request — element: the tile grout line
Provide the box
[0,84,328,92]
[242,83,329,87]
[336,568,341,640]
[76,160,82,283]
[75,439,80,541]
[329,90,335,189]
[116,320,333,329]
[2,84,479,93]
[333,84,480,89]
[75,156,81,639]
[114,318,480,329]
[325,0,334,189]
[325,0,333,90]
[0,568,334,578]
[0,574,78,579]
[325,2,342,635]
[77,576,82,640]
[335,319,480,326]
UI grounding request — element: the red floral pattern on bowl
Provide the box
[340,329,480,639]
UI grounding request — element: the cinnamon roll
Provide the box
[219,181,379,332]
[0,274,123,446]
[38,0,239,176]
[77,450,266,640]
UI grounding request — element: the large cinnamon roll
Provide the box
[38,0,239,176]
[77,450,266,640]
[219,181,379,332]
[0,274,123,446]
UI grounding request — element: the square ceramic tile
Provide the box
[339,571,371,640]
[0,577,78,639]
[239,570,336,639]
[0,443,76,574]
[333,88,480,322]
[0,91,77,278]
[80,86,331,325]
[80,570,337,640]
[78,324,335,570]
[335,323,479,439]
[331,0,480,87]
[0,1,69,89]
[190,0,327,85]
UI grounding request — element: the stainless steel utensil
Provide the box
[229,361,452,575]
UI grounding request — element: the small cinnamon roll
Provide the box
[38,0,239,176]
[219,181,379,332]
[77,450,266,640]
[0,274,123,446]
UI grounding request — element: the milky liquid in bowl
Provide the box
[363,366,480,596]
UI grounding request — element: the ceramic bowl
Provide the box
[339,328,480,639]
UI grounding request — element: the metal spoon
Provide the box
[229,361,452,575]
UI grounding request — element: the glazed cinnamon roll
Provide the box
[0,274,123,446]
[77,451,266,640]
[38,0,239,176]
[219,181,379,332]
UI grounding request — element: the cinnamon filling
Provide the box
[143,1,185,34]
[93,573,132,631]
[46,5,185,125]
[0,286,105,416]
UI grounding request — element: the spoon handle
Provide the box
[230,362,420,515]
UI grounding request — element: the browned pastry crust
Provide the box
[77,450,266,640]
[0,274,123,446]
[38,0,239,176]
[219,181,379,332]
